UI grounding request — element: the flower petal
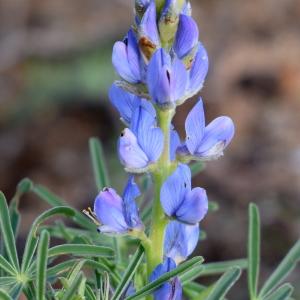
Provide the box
[171,57,188,102]
[174,14,199,59]
[176,187,208,224]
[122,176,143,229]
[150,258,182,300]
[196,116,235,160]
[112,41,138,83]
[127,29,142,81]
[132,105,164,162]
[150,257,176,282]
[94,188,128,233]
[160,164,191,217]
[109,84,140,125]
[170,127,181,161]
[188,43,209,95]
[164,221,199,264]
[118,128,149,169]
[147,48,172,105]
[185,99,205,154]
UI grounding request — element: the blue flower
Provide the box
[174,14,199,59]
[147,48,188,107]
[109,84,155,125]
[118,104,164,172]
[160,164,208,224]
[164,221,199,264]
[112,29,142,83]
[170,128,181,161]
[178,98,235,161]
[138,1,160,61]
[150,258,182,300]
[93,176,143,234]
[187,44,209,97]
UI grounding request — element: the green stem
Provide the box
[146,108,174,276]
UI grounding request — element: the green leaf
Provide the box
[8,196,21,238]
[112,245,144,300]
[8,283,23,299]
[0,256,17,276]
[0,192,19,270]
[21,206,76,272]
[16,178,33,194]
[0,277,17,286]
[46,258,120,284]
[248,203,260,299]
[206,267,241,300]
[0,289,12,300]
[263,283,294,300]
[259,240,300,298]
[191,162,205,177]
[36,230,50,300]
[179,264,204,285]
[183,282,206,299]
[208,201,219,212]
[195,259,248,277]
[126,256,204,300]
[89,137,110,190]
[85,284,97,300]
[48,244,114,258]
[31,184,95,231]
[61,271,84,300]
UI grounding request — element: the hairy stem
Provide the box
[146,108,174,277]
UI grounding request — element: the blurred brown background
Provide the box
[0,0,299,298]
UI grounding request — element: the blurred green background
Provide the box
[0,0,299,298]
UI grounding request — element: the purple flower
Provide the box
[109,84,155,125]
[138,1,160,61]
[164,221,199,264]
[160,164,208,224]
[118,104,163,172]
[112,29,142,83]
[147,48,188,107]
[93,176,143,234]
[174,14,199,59]
[150,258,182,300]
[178,99,235,161]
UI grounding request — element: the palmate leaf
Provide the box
[0,256,17,276]
[36,230,50,300]
[112,245,144,300]
[125,256,204,300]
[258,240,300,298]
[0,193,20,271]
[206,267,242,300]
[248,203,260,299]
